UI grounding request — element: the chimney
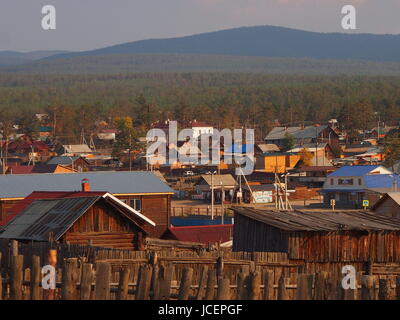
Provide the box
[81,178,90,192]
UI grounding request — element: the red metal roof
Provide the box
[7,165,34,174]
[0,190,107,226]
[162,225,233,245]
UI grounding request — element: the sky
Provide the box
[0,0,399,52]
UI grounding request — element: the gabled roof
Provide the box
[0,171,174,199]
[328,165,385,177]
[0,193,155,241]
[371,192,400,210]
[256,144,280,153]
[47,156,88,165]
[233,207,400,232]
[265,126,330,141]
[198,174,236,187]
[62,144,92,154]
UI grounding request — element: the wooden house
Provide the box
[0,171,174,238]
[371,192,400,219]
[47,156,90,172]
[232,207,400,272]
[0,190,155,250]
[255,152,301,173]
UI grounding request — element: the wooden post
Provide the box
[296,274,314,300]
[95,262,111,300]
[263,270,274,300]
[378,278,390,300]
[150,262,159,300]
[196,266,209,300]
[313,271,328,300]
[204,269,216,300]
[0,273,2,301]
[236,266,250,300]
[11,240,18,257]
[62,258,79,300]
[10,254,23,300]
[44,249,57,300]
[136,265,152,300]
[117,268,130,300]
[277,275,288,300]
[216,254,224,283]
[216,278,230,300]
[396,276,400,300]
[361,275,375,300]
[178,267,193,300]
[30,255,41,300]
[156,265,173,300]
[80,263,93,300]
[248,271,261,300]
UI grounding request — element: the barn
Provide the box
[0,192,155,250]
[232,207,400,269]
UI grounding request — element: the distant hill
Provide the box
[0,50,68,66]
[3,25,400,75]
[45,26,400,62]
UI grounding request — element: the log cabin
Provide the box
[0,191,155,250]
[0,171,174,237]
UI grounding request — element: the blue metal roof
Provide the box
[328,165,381,177]
[364,174,400,189]
[0,171,174,199]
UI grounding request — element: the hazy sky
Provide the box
[0,0,399,52]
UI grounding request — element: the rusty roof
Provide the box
[233,207,400,232]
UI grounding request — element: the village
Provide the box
[0,114,400,300]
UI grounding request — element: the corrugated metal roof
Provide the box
[265,126,329,141]
[233,207,400,232]
[0,197,99,241]
[0,171,174,199]
[328,165,382,177]
[47,156,81,165]
[199,174,236,187]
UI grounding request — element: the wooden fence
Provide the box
[1,252,400,300]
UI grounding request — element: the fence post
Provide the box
[313,271,328,300]
[378,278,390,300]
[396,276,400,300]
[0,272,2,300]
[248,271,261,300]
[156,265,174,300]
[178,267,193,300]
[44,249,57,300]
[361,275,375,300]
[216,278,230,300]
[10,254,23,300]
[80,263,93,300]
[277,275,288,300]
[11,240,18,257]
[296,274,314,300]
[136,265,152,300]
[117,268,130,300]
[263,270,274,300]
[95,262,111,300]
[196,266,209,300]
[204,269,216,300]
[30,255,41,300]
[236,266,249,300]
[62,258,79,300]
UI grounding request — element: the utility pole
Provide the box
[211,173,214,220]
[129,133,132,172]
[221,181,225,225]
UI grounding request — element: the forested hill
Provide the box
[0,51,68,66]
[44,26,400,62]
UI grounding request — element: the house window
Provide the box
[330,178,334,185]
[358,178,362,185]
[130,199,142,211]
[338,179,353,185]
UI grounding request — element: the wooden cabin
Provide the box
[0,171,174,238]
[232,207,400,273]
[371,192,400,219]
[0,192,155,250]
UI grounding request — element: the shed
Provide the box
[0,193,155,250]
[371,192,400,219]
[232,207,400,264]
[161,225,233,245]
